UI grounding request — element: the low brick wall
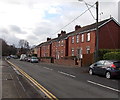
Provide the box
[54,59,78,66]
[40,55,94,67]
[40,58,51,63]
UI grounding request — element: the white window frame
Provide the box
[61,40,64,46]
[76,35,79,43]
[71,48,74,56]
[81,34,84,42]
[72,36,74,43]
[86,46,90,54]
[87,33,90,42]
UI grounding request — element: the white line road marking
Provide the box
[58,71,76,78]
[43,67,53,71]
[19,80,26,92]
[87,80,120,93]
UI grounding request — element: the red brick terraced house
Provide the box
[36,17,120,66]
[51,31,70,59]
[67,17,120,66]
[37,38,52,56]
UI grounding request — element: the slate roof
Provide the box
[36,17,119,47]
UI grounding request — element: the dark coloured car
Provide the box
[89,60,120,79]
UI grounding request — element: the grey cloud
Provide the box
[0,28,9,34]
[9,25,27,34]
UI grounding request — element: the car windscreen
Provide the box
[114,62,120,68]
[32,57,37,59]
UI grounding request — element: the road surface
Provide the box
[7,58,120,99]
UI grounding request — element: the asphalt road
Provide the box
[8,58,120,99]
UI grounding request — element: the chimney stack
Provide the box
[58,30,66,37]
[47,37,51,41]
[61,30,66,36]
[58,34,61,37]
[75,25,81,31]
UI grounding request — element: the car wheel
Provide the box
[106,71,111,79]
[89,69,94,75]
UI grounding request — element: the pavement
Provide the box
[1,58,42,99]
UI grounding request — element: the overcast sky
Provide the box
[0,0,119,47]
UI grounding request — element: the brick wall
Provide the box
[99,20,120,49]
[40,58,51,63]
[54,59,78,66]
[68,31,96,57]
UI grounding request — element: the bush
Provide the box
[103,52,120,60]
[98,49,120,60]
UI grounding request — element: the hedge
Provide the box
[98,49,120,60]
[103,52,120,60]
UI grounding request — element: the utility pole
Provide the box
[78,0,99,62]
[95,1,99,62]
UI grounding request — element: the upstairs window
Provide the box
[87,33,90,42]
[71,36,74,43]
[76,35,79,43]
[61,40,64,46]
[81,34,84,42]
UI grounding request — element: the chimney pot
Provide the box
[61,30,66,35]
[75,25,81,31]
[58,34,61,37]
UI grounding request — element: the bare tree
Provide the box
[19,39,29,49]
[18,39,30,55]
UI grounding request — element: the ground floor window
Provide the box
[86,46,90,54]
[71,48,74,56]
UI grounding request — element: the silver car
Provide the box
[30,57,39,63]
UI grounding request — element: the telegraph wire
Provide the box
[50,3,96,36]
[84,2,96,20]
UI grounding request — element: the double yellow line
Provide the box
[6,60,58,100]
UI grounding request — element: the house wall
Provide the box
[68,31,96,56]
[99,20,120,49]
[41,45,51,57]
[33,48,38,55]
[51,39,68,59]
[37,47,41,58]
[36,19,120,67]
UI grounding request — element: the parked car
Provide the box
[89,60,120,79]
[20,54,27,61]
[30,57,39,63]
[24,57,28,61]
[6,56,11,60]
[27,57,31,62]
[24,57,31,62]
[13,55,18,59]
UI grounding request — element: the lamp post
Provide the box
[78,0,99,62]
